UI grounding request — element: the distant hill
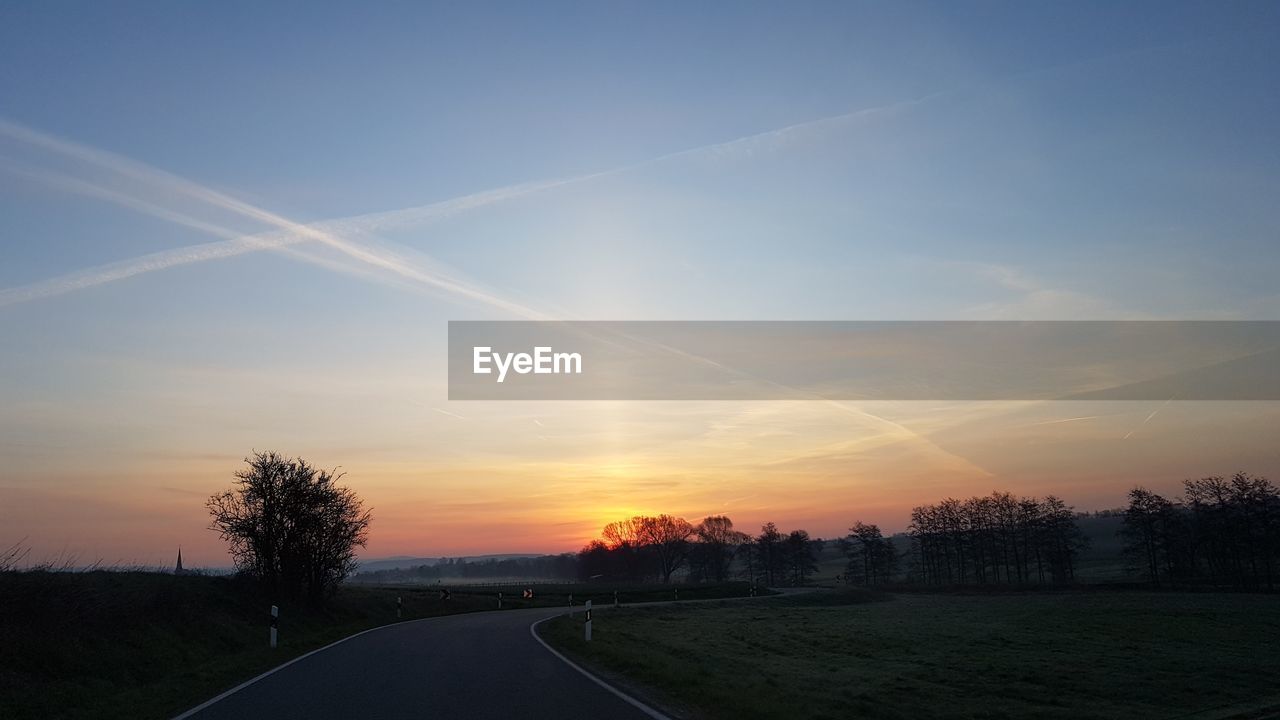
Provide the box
[356,553,548,573]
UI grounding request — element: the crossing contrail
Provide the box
[1025,415,1101,426]
[0,119,561,317]
[0,90,937,309]
[0,158,561,313]
[0,98,995,477]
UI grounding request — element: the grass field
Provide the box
[0,571,755,720]
[541,589,1280,720]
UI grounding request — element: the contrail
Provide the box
[5,162,263,243]
[1,36,1197,308]
[0,90,936,308]
[0,162,373,280]
[0,119,554,318]
[1025,415,1100,427]
[1123,398,1174,439]
[0,103,991,477]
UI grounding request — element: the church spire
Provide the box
[175,547,184,575]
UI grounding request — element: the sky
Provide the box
[1,2,1279,567]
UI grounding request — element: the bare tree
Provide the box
[691,516,748,582]
[207,451,371,602]
[846,522,897,585]
[755,523,785,586]
[910,491,1086,587]
[1183,473,1279,590]
[637,515,694,583]
[1120,487,1187,587]
[602,517,644,548]
[601,517,646,581]
[577,539,613,580]
[784,529,819,585]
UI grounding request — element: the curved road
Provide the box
[178,606,658,720]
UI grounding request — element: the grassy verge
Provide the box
[0,572,480,720]
[0,571,756,720]
[540,589,1280,720]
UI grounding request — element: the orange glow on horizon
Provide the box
[6,399,1280,567]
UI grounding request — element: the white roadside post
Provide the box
[269,605,278,648]
[397,596,402,619]
[614,590,619,608]
[584,600,593,642]
[498,592,503,609]
[568,593,574,617]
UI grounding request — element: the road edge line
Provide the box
[175,591,779,719]
[171,614,454,720]
[529,615,674,720]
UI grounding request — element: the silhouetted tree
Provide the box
[1040,495,1087,582]
[783,529,819,585]
[909,491,1086,587]
[736,536,758,585]
[589,514,696,582]
[690,516,748,582]
[577,540,613,581]
[601,517,646,581]
[637,514,694,583]
[846,522,897,585]
[207,451,371,602]
[1182,473,1279,590]
[754,523,786,586]
[1120,487,1193,587]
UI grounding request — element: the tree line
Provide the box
[577,515,824,586]
[1121,473,1279,590]
[903,492,1087,586]
[577,494,1094,589]
[201,450,1277,598]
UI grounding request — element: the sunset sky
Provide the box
[2,3,1279,567]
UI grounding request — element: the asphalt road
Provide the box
[178,605,658,720]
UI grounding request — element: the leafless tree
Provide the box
[637,514,694,583]
[909,491,1086,586]
[601,517,647,581]
[691,516,749,582]
[754,522,786,586]
[846,522,897,585]
[783,529,819,585]
[207,451,371,602]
